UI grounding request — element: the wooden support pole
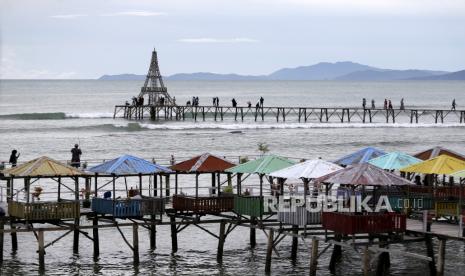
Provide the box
[329,235,342,273]
[170,216,178,253]
[175,173,178,195]
[212,173,216,195]
[10,219,17,251]
[150,216,156,250]
[309,238,319,276]
[291,225,298,263]
[376,237,390,276]
[265,228,274,274]
[0,220,4,264]
[425,236,436,276]
[93,216,99,259]
[217,220,226,263]
[154,174,158,197]
[250,217,256,248]
[363,246,370,276]
[165,175,170,196]
[133,224,139,265]
[437,239,446,276]
[73,177,79,254]
[38,230,45,271]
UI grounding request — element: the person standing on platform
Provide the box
[216,97,219,107]
[388,100,393,109]
[362,98,366,109]
[213,97,216,106]
[71,144,82,168]
[259,97,264,107]
[452,99,456,110]
[384,99,388,109]
[9,149,20,167]
[232,98,237,107]
[400,98,405,110]
[371,99,375,109]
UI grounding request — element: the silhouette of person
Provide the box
[400,98,405,110]
[384,99,388,110]
[232,98,237,107]
[362,98,366,109]
[9,149,20,167]
[71,144,82,168]
[259,97,264,107]
[371,99,375,109]
[452,99,456,110]
[388,100,393,109]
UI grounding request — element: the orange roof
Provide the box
[170,153,235,173]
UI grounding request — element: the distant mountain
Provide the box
[335,69,448,81]
[99,74,145,80]
[266,61,380,80]
[166,72,263,80]
[98,62,459,81]
[409,70,465,80]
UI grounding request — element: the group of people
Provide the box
[5,144,82,169]
[186,97,200,106]
[128,96,144,107]
[363,98,458,110]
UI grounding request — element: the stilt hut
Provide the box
[334,147,386,167]
[170,153,236,215]
[400,155,465,219]
[88,155,172,218]
[225,155,296,220]
[1,156,85,221]
[414,146,465,161]
[269,159,343,226]
[315,163,412,236]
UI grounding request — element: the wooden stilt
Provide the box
[265,228,274,274]
[0,220,4,264]
[93,216,100,259]
[250,217,256,248]
[38,230,45,271]
[363,246,370,276]
[309,238,319,276]
[437,239,446,276]
[150,216,156,250]
[329,235,342,273]
[376,237,390,276]
[165,175,170,196]
[10,220,17,251]
[73,177,79,254]
[170,216,178,252]
[133,224,139,265]
[291,225,298,263]
[425,236,436,276]
[217,220,226,263]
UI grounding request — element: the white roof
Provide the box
[269,159,343,180]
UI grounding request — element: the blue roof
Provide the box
[88,155,172,175]
[334,147,387,166]
[368,151,422,170]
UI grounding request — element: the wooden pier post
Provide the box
[437,238,446,276]
[10,220,17,251]
[363,246,370,276]
[291,225,298,263]
[170,216,178,253]
[329,235,342,273]
[265,228,274,274]
[376,237,390,276]
[309,238,319,276]
[73,177,79,254]
[250,217,257,248]
[150,216,156,250]
[217,220,226,263]
[38,230,45,271]
[0,219,4,264]
[133,224,139,265]
[425,236,436,276]
[165,175,170,196]
[93,216,100,259]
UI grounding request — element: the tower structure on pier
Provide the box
[138,49,175,106]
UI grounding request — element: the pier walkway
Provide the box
[114,104,465,124]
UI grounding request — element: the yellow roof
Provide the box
[1,156,87,177]
[400,155,465,175]
[452,169,465,178]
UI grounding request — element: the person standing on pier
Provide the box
[213,97,216,106]
[452,99,456,110]
[232,98,237,107]
[260,97,264,107]
[170,155,176,166]
[71,144,82,168]
[384,99,388,109]
[9,149,20,167]
[388,100,393,109]
[362,98,367,109]
[400,98,405,110]
[371,99,375,109]
[247,101,252,108]
[216,97,219,106]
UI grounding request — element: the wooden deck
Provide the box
[114,104,465,124]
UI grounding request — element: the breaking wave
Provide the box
[0,112,113,120]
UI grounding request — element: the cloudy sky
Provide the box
[1,0,465,79]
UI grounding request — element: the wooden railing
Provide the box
[277,206,321,226]
[92,197,165,217]
[8,201,80,221]
[172,195,234,214]
[322,212,406,235]
[233,196,267,217]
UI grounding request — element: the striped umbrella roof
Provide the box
[315,163,413,186]
[334,147,387,166]
[368,151,422,170]
[269,159,343,180]
[400,155,465,175]
[1,156,87,177]
[226,155,296,175]
[88,155,172,175]
[170,153,235,173]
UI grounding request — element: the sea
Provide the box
[0,80,465,275]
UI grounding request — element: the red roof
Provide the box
[414,146,465,161]
[315,163,413,186]
[170,153,236,173]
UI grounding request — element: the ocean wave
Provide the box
[0,112,113,120]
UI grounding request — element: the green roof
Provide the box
[368,151,422,170]
[225,155,296,175]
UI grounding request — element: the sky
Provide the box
[1,0,465,79]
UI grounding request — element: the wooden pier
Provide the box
[114,104,465,124]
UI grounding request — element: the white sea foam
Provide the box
[65,112,114,119]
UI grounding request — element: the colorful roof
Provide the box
[368,151,422,170]
[400,155,465,175]
[269,159,343,180]
[88,155,172,175]
[334,147,386,166]
[452,169,465,178]
[1,156,86,177]
[170,153,235,173]
[315,163,413,186]
[414,146,465,161]
[226,155,296,175]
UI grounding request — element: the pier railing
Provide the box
[92,197,166,218]
[277,206,321,226]
[233,195,270,217]
[8,201,80,221]
[322,212,406,235]
[172,195,234,214]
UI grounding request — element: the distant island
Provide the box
[98,61,465,81]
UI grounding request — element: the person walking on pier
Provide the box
[260,97,264,107]
[362,98,367,109]
[371,99,375,109]
[9,149,20,167]
[388,100,393,109]
[232,98,237,107]
[452,99,456,110]
[400,98,405,110]
[71,144,82,168]
[384,99,388,109]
